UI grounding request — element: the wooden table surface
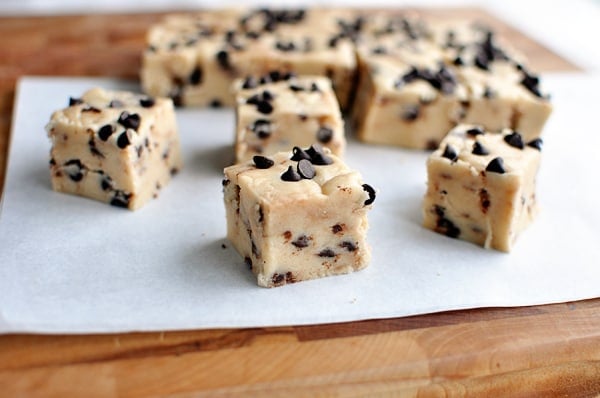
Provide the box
[1,8,599,397]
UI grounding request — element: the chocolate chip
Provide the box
[306,145,333,165]
[434,205,460,238]
[483,86,495,99]
[291,146,311,161]
[340,241,357,252]
[402,105,420,121]
[372,46,387,55]
[69,97,83,106]
[256,100,273,114]
[297,159,315,179]
[504,131,524,149]
[110,191,131,208]
[453,56,464,66]
[210,99,222,108]
[222,179,230,187]
[216,50,231,70]
[486,157,506,174]
[100,176,113,191]
[466,127,485,136]
[318,248,336,258]
[272,273,285,285]
[527,138,543,151]
[242,76,257,90]
[479,189,490,213]
[88,138,104,158]
[316,127,333,143]
[521,72,543,98]
[64,159,84,182]
[252,119,271,139]
[275,41,296,52]
[139,97,155,108]
[118,111,141,131]
[289,84,304,92]
[49,158,56,166]
[117,132,131,149]
[362,184,376,205]
[262,90,274,101]
[98,124,114,141]
[253,155,274,169]
[281,165,301,181]
[332,224,343,234]
[109,100,124,108]
[472,141,489,156]
[292,235,311,248]
[189,66,203,85]
[82,106,101,113]
[310,83,320,92]
[442,144,458,161]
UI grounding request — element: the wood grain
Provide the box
[0,8,597,397]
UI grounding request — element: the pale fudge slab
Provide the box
[223,145,376,287]
[233,74,345,163]
[353,15,552,149]
[46,88,182,210]
[422,124,542,252]
[141,8,358,110]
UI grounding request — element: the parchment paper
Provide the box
[0,74,598,334]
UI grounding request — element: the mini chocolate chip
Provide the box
[292,235,310,248]
[297,159,315,179]
[253,155,274,169]
[426,140,439,150]
[281,165,302,181]
[316,126,333,143]
[466,127,485,136]
[402,105,420,121]
[340,241,357,252]
[117,132,131,149]
[98,124,113,141]
[362,184,376,205]
[434,205,461,238]
[306,145,333,165]
[453,56,464,66]
[82,106,101,113]
[262,90,274,101]
[252,119,271,138]
[69,97,83,106]
[486,157,506,174]
[275,41,296,52]
[372,46,387,54]
[289,84,304,92]
[272,273,285,285]
[291,146,311,161]
[256,100,273,114]
[210,99,222,108]
[118,111,141,131]
[242,76,258,89]
[332,224,343,234]
[521,72,543,98]
[110,190,131,208]
[527,138,543,151]
[472,141,489,156]
[318,248,336,258]
[49,158,56,166]
[483,86,495,99]
[268,71,281,82]
[101,176,113,191]
[246,31,260,39]
[88,138,104,158]
[189,66,203,85]
[64,159,84,182]
[216,50,231,70]
[109,100,124,108]
[479,189,491,213]
[139,97,155,108]
[504,131,524,149]
[310,83,320,92]
[222,179,230,187]
[442,144,458,161]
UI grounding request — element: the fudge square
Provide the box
[46,88,182,210]
[223,145,376,287]
[233,73,345,163]
[141,8,358,110]
[422,124,542,252]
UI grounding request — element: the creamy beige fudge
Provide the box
[46,88,182,210]
[141,8,358,110]
[223,146,376,287]
[353,15,552,149]
[234,74,345,163]
[422,124,542,252]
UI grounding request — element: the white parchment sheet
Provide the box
[0,74,598,334]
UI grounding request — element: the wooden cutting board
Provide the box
[1,8,599,397]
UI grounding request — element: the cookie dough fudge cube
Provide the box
[234,74,345,163]
[46,88,182,210]
[141,8,358,110]
[422,125,542,251]
[223,145,376,287]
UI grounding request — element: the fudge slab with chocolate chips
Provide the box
[46,88,182,210]
[233,74,345,163]
[223,145,375,287]
[141,8,358,110]
[422,124,542,252]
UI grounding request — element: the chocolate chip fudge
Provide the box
[233,73,345,163]
[46,88,182,210]
[223,145,375,287]
[353,15,552,149]
[141,8,358,110]
[422,124,542,251]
